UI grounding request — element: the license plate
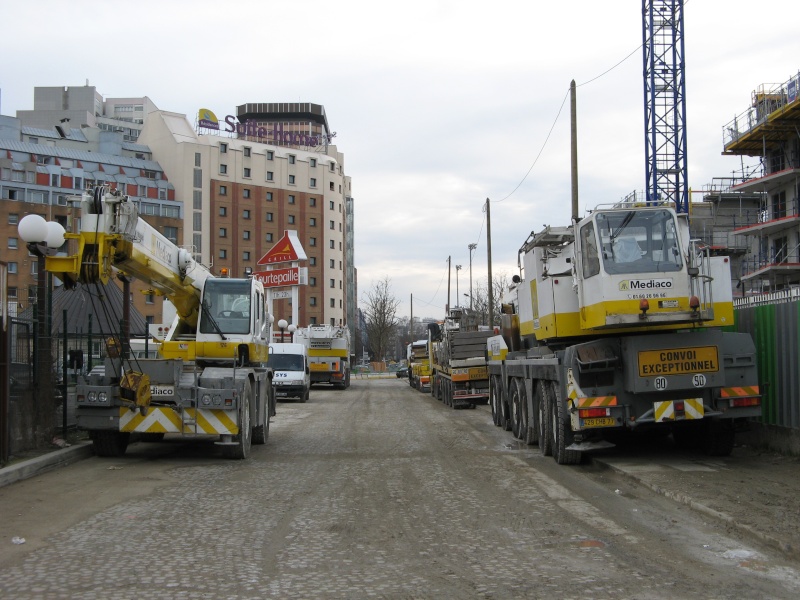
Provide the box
[581,417,616,428]
[276,392,288,397]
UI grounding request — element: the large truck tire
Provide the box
[490,377,504,427]
[702,419,735,456]
[91,431,130,457]
[224,380,252,459]
[537,380,553,456]
[511,378,525,440]
[551,382,581,465]
[252,382,269,445]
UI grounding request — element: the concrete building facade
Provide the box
[138,107,353,330]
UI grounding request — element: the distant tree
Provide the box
[471,272,511,328]
[362,276,401,362]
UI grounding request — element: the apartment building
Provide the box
[721,70,800,294]
[0,114,182,325]
[138,105,353,330]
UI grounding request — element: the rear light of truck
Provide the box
[730,397,760,408]
[578,407,610,418]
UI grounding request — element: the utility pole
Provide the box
[410,293,413,344]
[485,199,494,328]
[468,243,477,311]
[455,265,462,307]
[446,256,451,314]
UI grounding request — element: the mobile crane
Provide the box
[45,187,275,458]
[294,324,351,389]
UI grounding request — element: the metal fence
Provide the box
[735,296,800,430]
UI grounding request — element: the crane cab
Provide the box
[520,205,734,345]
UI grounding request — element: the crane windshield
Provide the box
[199,279,252,335]
[595,209,683,275]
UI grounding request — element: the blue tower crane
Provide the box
[643,0,688,214]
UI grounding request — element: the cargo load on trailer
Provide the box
[408,338,431,392]
[429,308,494,409]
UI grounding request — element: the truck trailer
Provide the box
[295,324,351,389]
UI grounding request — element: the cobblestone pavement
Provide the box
[1,379,799,599]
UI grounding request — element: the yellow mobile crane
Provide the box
[44,187,275,458]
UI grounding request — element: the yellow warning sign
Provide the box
[638,346,719,377]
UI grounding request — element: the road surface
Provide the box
[1,378,798,598]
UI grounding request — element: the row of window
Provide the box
[219,165,333,189]
[219,216,340,230]
[219,143,333,172]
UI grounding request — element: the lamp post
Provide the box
[18,214,66,444]
[468,243,477,310]
[277,319,288,343]
[287,323,297,344]
[455,265,462,307]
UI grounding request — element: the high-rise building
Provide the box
[138,103,353,330]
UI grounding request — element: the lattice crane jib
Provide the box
[643,0,688,214]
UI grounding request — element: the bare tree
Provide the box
[362,276,401,362]
[471,272,511,328]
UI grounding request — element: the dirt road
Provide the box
[1,379,798,598]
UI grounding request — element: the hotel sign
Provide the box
[254,267,307,289]
[196,109,336,147]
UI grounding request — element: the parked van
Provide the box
[269,343,310,402]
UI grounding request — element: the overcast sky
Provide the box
[1,1,798,320]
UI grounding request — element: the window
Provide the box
[243,231,251,240]
[193,212,202,230]
[330,279,335,288]
[329,240,335,249]
[330,220,335,230]
[329,182,334,191]
[194,169,202,188]
[329,201,335,210]
[289,155,296,164]
[266,212,273,222]
[309,277,316,286]
[244,147,251,157]
[330,162,335,172]
[310,237,317,246]
[310,257,316,266]
[219,249,227,259]
[195,153,201,167]
[266,192,273,201]
[310,158,317,168]
[219,206,227,217]
[219,228,227,238]
[580,223,600,278]
[8,213,18,225]
[310,178,317,187]
[74,177,83,190]
[288,195,295,204]
[310,217,317,226]
[7,287,16,299]
[266,233,273,242]
[339,261,342,270]
[310,197,316,207]
[288,215,295,225]
[220,164,228,175]
[219,185,227,196]
[330,259,335,268]
[243,251,251,261]
[267,171,274,181]
[288,175,295,184]
[310,297,317,306]
[146,293,155,304]
[8,237,18,249]
[8,262,17,274]
[330,298,335,308]
[310,317,317,325]
[243,209,251,220]
[31,262,38,275]
[267,150,274,160]
[243,189,251,199]
[220,142,228,154]
[243,167,251,178]
[51,173,60,187]
[163,226,178,244]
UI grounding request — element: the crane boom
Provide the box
[46,187,212,327]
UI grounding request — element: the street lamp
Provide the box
[455,265,462,307]
[18,214,66,440]
[287,323,297,343]
[277,319,288,343]
[468,243,477,310]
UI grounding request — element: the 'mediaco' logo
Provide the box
[618,279,673,291]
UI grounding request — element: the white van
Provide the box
[269,343,310,402]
